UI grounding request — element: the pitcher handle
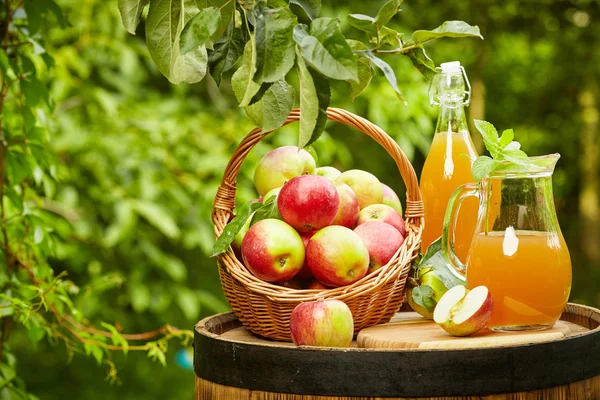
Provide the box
[442,183,479,276]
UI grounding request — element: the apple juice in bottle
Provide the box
[420,61,478,262]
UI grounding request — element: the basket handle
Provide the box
[212,108,424,223]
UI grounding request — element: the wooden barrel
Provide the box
[194,303,600,399]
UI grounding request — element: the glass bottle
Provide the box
[420,61,478,262]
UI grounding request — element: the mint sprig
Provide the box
[471,119,534,182]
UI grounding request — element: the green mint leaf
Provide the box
[347,40,373,100]
[503,149,532,166]
[411,285,436,312]
[293,18,358,82]
[362,50,405,104]
[146,0,208,84]
[250,196,282,226]
[180,7,221,54]
[471,155,498,182]
[211,201,263,257]
[231,37,260,107]
[296,48,319,148]
[405,47,436,81]
[118,0,150,35]
[505,141,521,151]
[253,1,297,84]
[499,129,514,149]
[290,0,321,20]
[244,80,294,132]
[208,19,249,86]
[412,21,483,45]
[305,67,331,146]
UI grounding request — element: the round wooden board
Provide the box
[194,303,600,398]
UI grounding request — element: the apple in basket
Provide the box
[357,204,406,237]
[336,169,383,209]
[278,175,339,233]
[290,299,354,347]
[253,146,316,196]
[330,183,360,228]
[381,183,403,215]
[306,226,369,287]
[241,219,305,283]
[354,221,404,273]
[315,166,342,182]
[433,285,494,336]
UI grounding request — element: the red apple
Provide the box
[381,183,403,215]
[278,175,339,233]
[296,231,315,279]
[336,169,383,209]
[354,221,404,273]
[357,204,406,237]
[241,219,305,282]
[278,277,306,289]
[307,280,329,290]
[254,146,316,196]
[290,300,354,347]
[306,226,369,287]
[433,285,494,337]
[315,166,342,182]
[330,183,360,228]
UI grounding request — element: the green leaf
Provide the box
[199,0,234,41]
[253,1,296,84]
[362,50,405,104]
[473,119,501,157]
[84,343,104,365]
[349,0,401,45]
[100,322,129,354]
[306,68,331,146]
[347,40,373,100]
[296,48,318,148]
[471,155,497,182]
[146,0,208,84]
[406,47,436,81]
[417,237,466,289]
[377,26,403,48]
[118,0,150,34]
[499,129,514,148]
[211,201,263,257]
[348,14,376,36]
[293,19,358,82]
[180,7,221,54]
[290,0,321,19]
[374,0,402,31]
[231,36,259,107]
[6,151,31,185]
[248,82,273,105]
[411,285,436,312]
[245,80,294,131]
[208,20,249,85]
[251,195,282,225]
[131,200,181,239]
[412,20,483,45]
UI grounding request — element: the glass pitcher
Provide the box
[442,154,572,332]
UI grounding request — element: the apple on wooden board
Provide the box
[357,204,406,237]
[336,169,383,209]
[290,300,354,347]
[306,226,369,287]
[278,175,339,232]
[433,285,493,336]
[241,219,305,283]
[354,221,404,273]
[330,183,360,228]
[315,166,342,182]
[381,183,403,215]
[253,146,316,196]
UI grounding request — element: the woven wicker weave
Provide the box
[212,108,424,341]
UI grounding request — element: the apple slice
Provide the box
[433,285,493,337]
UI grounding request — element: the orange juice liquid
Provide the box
[467,230,572,329]
[420,131,478,262]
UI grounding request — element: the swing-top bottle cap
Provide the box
[440,61,461,74]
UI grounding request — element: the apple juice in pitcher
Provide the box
[420,61,478,262]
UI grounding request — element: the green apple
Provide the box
[315,166,342,182]
[407,267,450,319]
[253,146,316,196]
[336,169,383,209]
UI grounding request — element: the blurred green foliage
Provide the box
[1,0,599,399]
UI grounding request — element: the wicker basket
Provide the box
[212,108,424,341]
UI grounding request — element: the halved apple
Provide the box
[433,285,493,337]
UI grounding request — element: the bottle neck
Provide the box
[435,100,469,135]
